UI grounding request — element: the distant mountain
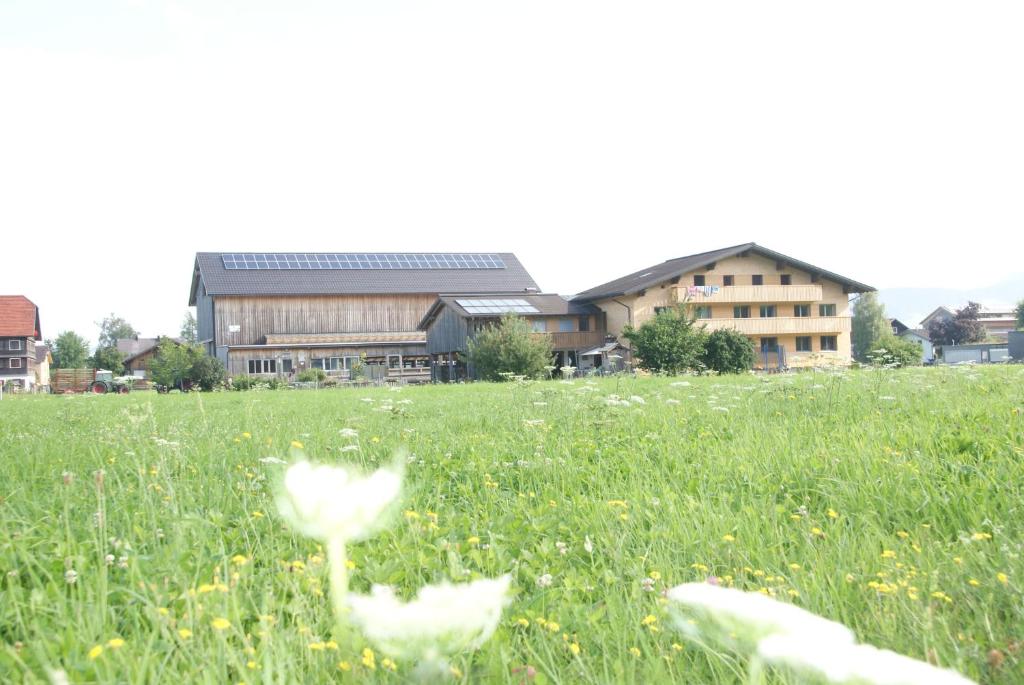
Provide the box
[877,274,1024,329]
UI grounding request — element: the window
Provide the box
[752,274,763,285]
[693,274,705,286]
[723,275,734,286]
[578,316,590,332]
[9,358,21,369]
[9,339,22,350]
[819,304,837,317]
[733,306,751,319]
[780,274,792,285]
[247,359,276,374]
[531,319,547,333]
[654,306,669,315]
[282,359,293,374]
[794,304,810,317]
[694,306,712,319]
[760,337,778,352]
[311,358,324,370]
[759,305,776,318]
[388,355,401,369]
[820,335,838,351]
[796,336,812,352]
[343,356,360,369]
[558,318,574,333]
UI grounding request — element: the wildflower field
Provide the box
[1,365,1022,684]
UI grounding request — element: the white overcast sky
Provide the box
[1,1,1021,346]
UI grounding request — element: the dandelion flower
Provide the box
[211,618,231,631]
[666,583,854,649]
[346,575,511,664]
[88,645,103,660]
[178,628,193,639]
[106,638,125,649]
[997,572,1009,585]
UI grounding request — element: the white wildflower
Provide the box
[277,461,401,542]
[555,541,568,556]
[259,457,288,465]
[340,445,359,452]
[666,398,681,405]
[347,575,511,663]
[758,635,976,685]
[584,535,594,554]
[670,381,691,387]
[712,406,730,413]
[536,573,553,588]
[339,428,358,438]
[666,583,853,648]
[641,577,656,592]
[104,554,115,566]
[64,569,78,585]
[629,395,646,404]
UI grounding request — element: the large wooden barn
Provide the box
[188,252,540,381]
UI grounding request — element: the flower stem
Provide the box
[326,537,349,621]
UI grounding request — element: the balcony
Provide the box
[702,316,851,336]
[535,331,608,350]
[674,284,823,303]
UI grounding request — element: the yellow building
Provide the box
[572,243,874,369]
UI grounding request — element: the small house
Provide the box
[0,296,42,391]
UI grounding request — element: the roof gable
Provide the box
[189,252,541,304]
[572,243,874,302]
[0,296,40,337]
[418,294,598,330]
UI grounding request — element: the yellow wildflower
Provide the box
[247,661,258,670]
[345,559,356,570]
[157,607,169,616]
[106,638,125,649]
[381,658,397,671]
[827,509,839,519]
[649,570,661,580]
[337,661,351,672]
[896,531,909,539]
[88,645,103,660]
[362,647,376,670]
[516,618,530,628]
[404,510,419,520]
[309,642,326,651]
[629,647,641,657]
[971,532,992,541]
[467,536,480,545]
[997,572,1009,585]
[231,555,249,566]
[953,556,963,564]
[242,432,251,439]
[211,618,231,631]
[722,534,735,542]
[291,440,304,449]
[547,622,560,632]
[968,579,980,587]
[789,563,801,571]
[569,642,581,656]
[881,550,897,559]
[810,527,824,537]
[251,511,264,519]
[672,643,684,652]
[178,628,193,639]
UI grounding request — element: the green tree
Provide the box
[851,292,889,362]
[96,314,138,348]
[701,328,756,374]
[622,304,707,374]
[467,314,554,381]
[189,354,225,391]
[867,335,922,367]
[149,339,201,389]
[91,346,126,373]
[180,311,198,344]
[1015,299,1024,330]
[49,331,90,368]
[927,302,987,346]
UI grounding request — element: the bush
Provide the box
[467,314,553,381]
[702,328,756,374]
[296,368,328,383]
[867,335,922,368]
[231,375,257,391]
[190,355,226,391]
[622,304,707,374]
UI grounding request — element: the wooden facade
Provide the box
[0,336,38,387]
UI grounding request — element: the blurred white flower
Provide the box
[758,635,976,685]
[584,535,594,554]
[629,395,646,404]
[64,569,78,585]
[339,428,359,438]
[276,461,401,542]
[666,583,853,648]
[536,573,553,588]
[259,457,288,465]
[347,575,511,662]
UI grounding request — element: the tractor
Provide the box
[90,370,134,394]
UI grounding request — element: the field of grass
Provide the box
[1,365,1022,683]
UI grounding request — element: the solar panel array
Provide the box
[221,253,506,270]
[455,298,539,315]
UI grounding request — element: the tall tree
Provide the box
[622,304,707,374]
[851,292,889,362]
[91,346,126,373]
[927,302,987,346]
[96,314,138,348]
[1016,299,1024,331]
[180,311,198,344]
[49,331,90,369]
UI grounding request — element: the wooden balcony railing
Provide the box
[702,316,851,335]
[674,284,824,303]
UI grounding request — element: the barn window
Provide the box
[282,359,293,373]
[10,358,23,368]
[9,339,22,350]
[820,336,838,351]
[247,359,276,374]
[311,358,325,370]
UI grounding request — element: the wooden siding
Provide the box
[196,280,215,350]
[213,294,438,347]
[546,331,606,350]
[0,337,37,377]
[426,306,471,355]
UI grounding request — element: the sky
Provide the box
[1,1,1022,347]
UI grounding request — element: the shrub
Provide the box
[467,314,553,381]
[702,329,756,374]
[189,355,226,391]
[622,304,707,374]
[867,335,922,367]
[231,375,258,391]
[297,368,328,383]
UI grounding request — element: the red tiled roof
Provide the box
[0,296,40,337]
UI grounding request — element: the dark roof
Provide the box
[889,318,910,335]
[571,243,874,302]
[418,294,599,330]
[122,337,184,365]
[900,328,930,340]
[35,343,50,363]
[0,296,40,337]
[189,252,540,304]
[116,337,160,356]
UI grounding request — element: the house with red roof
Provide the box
[0,296,42,390]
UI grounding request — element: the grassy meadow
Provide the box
[1,365,1022,683]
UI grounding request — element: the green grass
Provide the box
[1,366,1022,683]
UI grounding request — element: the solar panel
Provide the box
[221,253,507,270]
[455,298,539,315]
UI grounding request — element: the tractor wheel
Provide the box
[117,385,130,395]
[90,381,107,394]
